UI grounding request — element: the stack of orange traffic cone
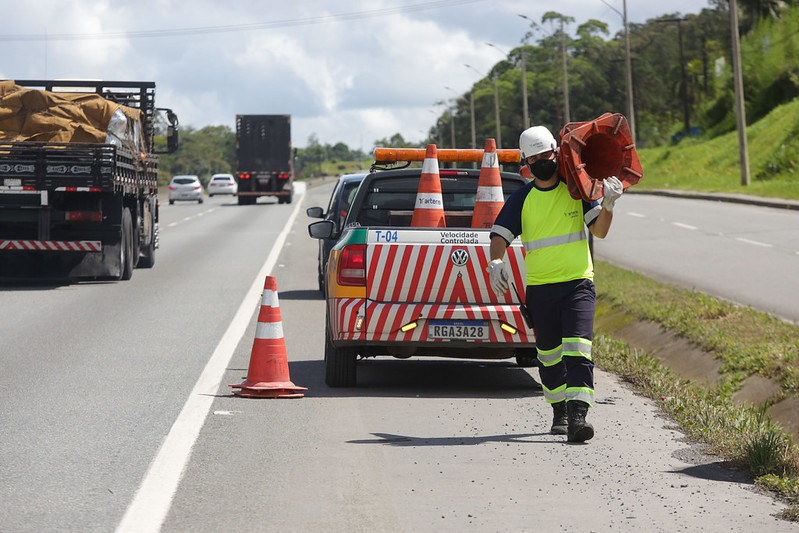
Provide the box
[230,276,307,398]
[471,138,505,228]
[410,144,446,227]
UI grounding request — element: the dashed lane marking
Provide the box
[672,222,697,230]
[735,237,773,248]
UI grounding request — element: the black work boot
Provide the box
[550,401,568,435]
[567,400,594,442]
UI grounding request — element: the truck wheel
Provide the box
[138,228,156,269]
[138,237,156,268]
[120,208,134,281]
[137,204,157,268]
[324,326,356,387]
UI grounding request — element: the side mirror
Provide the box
[167,125,179,153]
[306,206,324,218]
[308,220,335,239]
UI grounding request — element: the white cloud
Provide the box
[0,0,708,149]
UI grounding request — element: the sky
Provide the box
[1,0,707,151]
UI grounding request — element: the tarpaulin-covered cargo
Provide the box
[0,80,144,152]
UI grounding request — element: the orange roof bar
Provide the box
[374,147,521,164]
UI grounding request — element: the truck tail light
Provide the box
[277,172,290,180]
[238,173,251,180]
[65,211,102,222]
[338,244,366,286]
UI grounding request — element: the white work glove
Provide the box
[486,259,509,298]
[601,175,624,212]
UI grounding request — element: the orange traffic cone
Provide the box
[471,138,505,228]
[230,276,307,398]
[410,144,446,227]
[519,163,533,180]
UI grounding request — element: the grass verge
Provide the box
[594,260,799,521]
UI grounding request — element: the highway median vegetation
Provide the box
[594,260,799,521]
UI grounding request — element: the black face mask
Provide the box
[529,158,557,180]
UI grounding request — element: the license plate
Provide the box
[428,320,489,340]
[4,178,21,186]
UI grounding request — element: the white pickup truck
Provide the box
[308,147,538,387]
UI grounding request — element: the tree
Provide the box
[373,133,416,148]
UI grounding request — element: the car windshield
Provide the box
[173,177,198,185]
[354,174,524,228]
[212,176,232,182]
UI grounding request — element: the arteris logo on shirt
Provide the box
[565,208,580,219]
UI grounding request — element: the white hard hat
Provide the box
[519,126,557,159]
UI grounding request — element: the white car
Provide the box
[168,175,204,204]
[207,173,238,196]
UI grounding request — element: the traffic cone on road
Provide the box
[411,144,446,227]
[471,138,505,228]
[230,276,307,398]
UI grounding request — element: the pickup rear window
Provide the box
[353,173,525,228]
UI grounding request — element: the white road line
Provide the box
[672,222,697,230]
[116,183,306,533]
[627,212,645,218]
[735,237,773,248]
[166,207,217,227]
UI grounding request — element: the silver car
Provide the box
[207,173,238,196]
[168,175,204,204]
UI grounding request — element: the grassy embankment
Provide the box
[594,98,799,520]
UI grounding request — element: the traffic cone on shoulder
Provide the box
[471,138,505,228]
[230,276,307,398]
[411,144,446,227]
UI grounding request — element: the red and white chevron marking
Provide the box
[0,240,102,251]
[330,298,366,342]
[366,243,526,305]
[332,298,533,343]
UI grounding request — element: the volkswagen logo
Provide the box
[450,248,469,267]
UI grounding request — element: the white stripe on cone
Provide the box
[481,151,499,168]
[255,321,284,340]
[476,186,504,202]
[261,290,279,307]
[422,157,438,174]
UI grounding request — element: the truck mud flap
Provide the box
[0,244,121,281]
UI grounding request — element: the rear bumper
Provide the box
[329,298,536,356]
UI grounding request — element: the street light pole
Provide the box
[493,73,502,148]
[487,40,529,130]
[465,63,502,148]
[444,86,459,148]
[469,90,476,149]
[601,0,635,141]
[520,51,529,129]
[560,18,571,124]
[729,0,750,186]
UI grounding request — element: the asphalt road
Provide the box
[1,182,796,532]
[593,192,799,323]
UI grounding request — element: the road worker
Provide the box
[486,125,623,442]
